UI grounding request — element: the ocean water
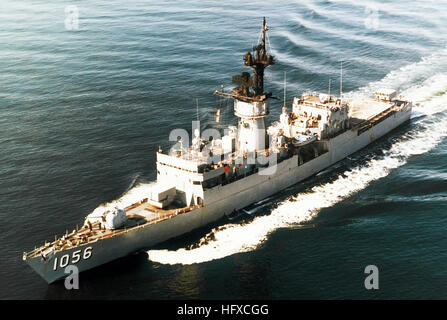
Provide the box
[1,0,447,299]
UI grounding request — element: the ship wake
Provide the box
[86,181,158,220]
[147,68,447,265]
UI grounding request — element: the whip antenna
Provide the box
[328,79,331,97]
[196,98,199,121]
[340,60,343,100]
[283,71,287,107]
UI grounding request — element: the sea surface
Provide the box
[1,0,447,299]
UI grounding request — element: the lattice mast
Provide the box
[214,17,277,153]
[214,17,275,102]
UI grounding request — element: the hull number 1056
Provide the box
[53,246,92,270]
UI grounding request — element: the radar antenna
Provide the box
[214,17,277,102]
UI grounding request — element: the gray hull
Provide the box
[26,104,412,283]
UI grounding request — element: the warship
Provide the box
[23,18,412,283]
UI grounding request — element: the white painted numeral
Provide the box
[60,254,70,268]
[83,247,92,260]
[72,250,81,264]
[52,246,93,271]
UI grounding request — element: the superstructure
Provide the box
[23,18,412,283]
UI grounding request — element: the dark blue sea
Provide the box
[1,0,447,299]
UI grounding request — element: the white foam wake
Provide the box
[86,181,157,219]
[348,47,447,100]
[147,71,447,265]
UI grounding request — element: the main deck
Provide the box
[23,199,201,260]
